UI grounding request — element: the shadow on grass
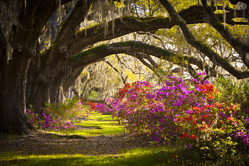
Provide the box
[44,132,87,139]
[0,149,175,166]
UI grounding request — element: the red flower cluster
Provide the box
[88,102,96,110]
[199,84,216,100]
[116,83,131,99]
[116,82,151,99]
[181,133,197,140]
[80,99,96,110]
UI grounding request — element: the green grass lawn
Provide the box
[87,113,115,121]
[1,111,247,165]
[0,111,180,166]
[0,147,176,166]
[0,109,176,166]
[48,112,128,137]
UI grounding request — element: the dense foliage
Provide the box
[95,74,249,164]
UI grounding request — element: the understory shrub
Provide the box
[214,77,249,111]
[26,108,76,131]
[44,97,88,120]
[26,97,92,131]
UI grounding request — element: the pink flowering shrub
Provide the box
[26,109,76,131]
[95,73,249,161]
[26,98,87,131]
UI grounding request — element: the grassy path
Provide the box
[0,112,175,166]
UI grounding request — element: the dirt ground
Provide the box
[0,131,153,156]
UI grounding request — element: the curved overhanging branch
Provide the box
[118,52,161,78]
[129,52,198,79]
[61,41,227,106]
[69,4,247,56]
[39,3,249,85]
[214,5,249,25]
[201,0,249,69]
[159,0,249,79]
[68,41,230,78]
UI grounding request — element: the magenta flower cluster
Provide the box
[95,73,208,142]
[26,109,76,130]
[95,73,249,149]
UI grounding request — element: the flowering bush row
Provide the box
[95,73,249,161]
[27,97,97,131]
[26,109,76,131]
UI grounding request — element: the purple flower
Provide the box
[196,72,202,76]
[243,137,249,145]
[204,80,210,85]
[245,118,249,124]
[66,121,72,125]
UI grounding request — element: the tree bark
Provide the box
[50,69,68,104]
[0,0,75,134]
[0,49,34,135]
[28,0,94,114]
[50,11,57,45]
[63,66,86,92]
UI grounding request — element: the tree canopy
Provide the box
[0,0,248,134]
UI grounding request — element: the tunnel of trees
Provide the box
[0,0,249,134]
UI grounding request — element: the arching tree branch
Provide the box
[159,0,249,79]
[68,41,232,79]
[68,4,248,56]
[201,0,249,68]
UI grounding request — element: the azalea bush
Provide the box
[27,97,96,132]
[26,108,76,131]
[80,99,97,112]
[95,72,249,163]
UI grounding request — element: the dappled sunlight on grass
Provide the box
[87,112,115,121]
[2,110,247,165]
[76,120,119,126]
[45,111,127,137]
[64,126,126,136]
[0,146,175,166]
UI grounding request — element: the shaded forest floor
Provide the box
[0,112,172,166]
[0,130,151,156]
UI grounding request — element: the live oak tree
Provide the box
[0,0,249,134]
[0,0,93,134]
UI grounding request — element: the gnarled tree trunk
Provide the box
[50,69,68,104]
[0,49,34,135]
